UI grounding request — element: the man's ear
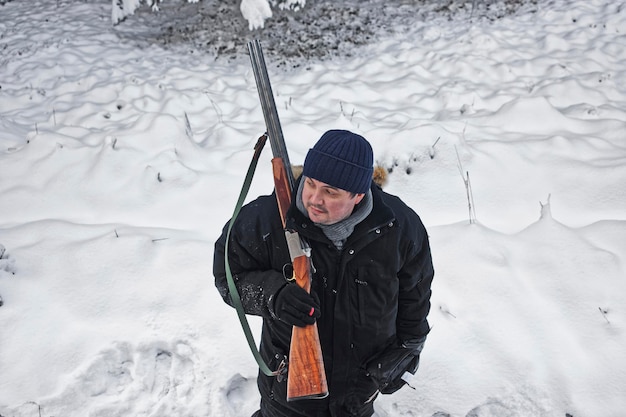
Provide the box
[354,193,365,204]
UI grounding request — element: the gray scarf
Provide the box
[296,180,373,250]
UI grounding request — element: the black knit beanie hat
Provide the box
[302,130,374,194]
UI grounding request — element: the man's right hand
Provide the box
[269,283,321,327]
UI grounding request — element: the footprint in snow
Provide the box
[223,373,259,415]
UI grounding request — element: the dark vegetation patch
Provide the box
[114,0,538,69]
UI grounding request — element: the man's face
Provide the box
[301,177,365,225]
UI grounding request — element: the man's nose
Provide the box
[310,189,324,205]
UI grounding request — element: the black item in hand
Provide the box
[366,338,424,394]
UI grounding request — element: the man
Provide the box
[214,129,434,417]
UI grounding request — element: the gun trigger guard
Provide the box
[282,263,296,282]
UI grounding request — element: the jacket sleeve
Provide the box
[396,215,434,342]
[213,199,287,318]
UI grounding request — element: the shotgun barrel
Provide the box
[248,40,295,191]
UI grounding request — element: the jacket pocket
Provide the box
[353,265,398,330]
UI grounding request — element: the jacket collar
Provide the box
[286,180,395,243]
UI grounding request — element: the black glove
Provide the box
[366,337,425,394]
[269,283,321,327]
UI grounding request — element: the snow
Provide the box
[112,0,299,28]
[1,0,625,416]
[240,0,273,30]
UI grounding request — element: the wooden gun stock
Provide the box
[272,159,329,401]
[287,255,328,400]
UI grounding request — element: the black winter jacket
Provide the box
[214,180,434,415]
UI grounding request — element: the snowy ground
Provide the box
[1,0,625,416]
